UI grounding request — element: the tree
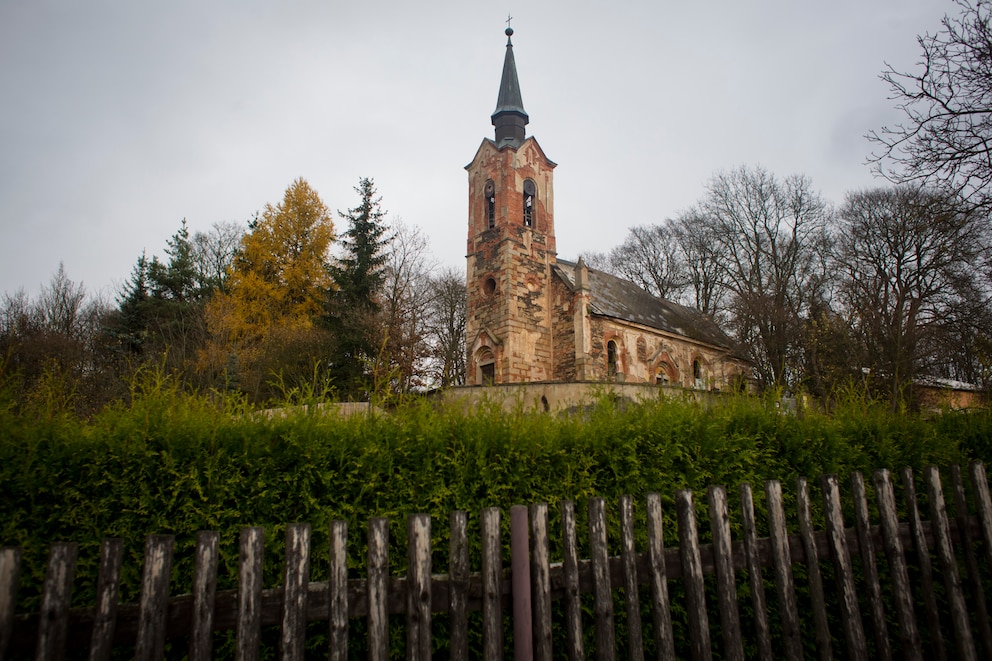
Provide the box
[204,178,335,400]
[1,265,114,415]
[423,267,467,387]
[109,220,228,384]
[112,252,152,357]
[670,210,726,316]
[378,222,436,392]
[148,219,199,304]
[697,166,833,389]
[834,187,990,405]
[325,177,391,395]
[868,0,992,213]
[191,220,244,293]
[601,224,688,301]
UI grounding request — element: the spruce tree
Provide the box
[326,177,391,395]
[113,252,151,356]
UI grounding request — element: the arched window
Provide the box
[477,348,496,385]
[523,179,536,227]
[484,180,496,229]
[607,340,618,380]
[693,358,704,389]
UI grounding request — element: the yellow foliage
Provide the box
[201,179,335,388]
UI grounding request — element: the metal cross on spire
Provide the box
[506,13,513,29]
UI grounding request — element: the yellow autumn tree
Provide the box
[202,178,336,399]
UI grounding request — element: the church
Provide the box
[463,27,749,394]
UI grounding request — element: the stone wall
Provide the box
[582,315,747,391]
[442,381,719,414]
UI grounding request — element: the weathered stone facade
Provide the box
[465,136,558,385]
[462,27,750,392]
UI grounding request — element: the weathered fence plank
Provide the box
[926,466,977,661]
[35,542,77,661]
[588,497,616,661]
[902,468,946,660]
[281,524,310,661]
[821,474,868,661]
[872,469,923,661]
[448,512,468,661]
[330,520,349,661]
[764,481,801,661]
[530,502,553,661]
[481,507,503,661]
[739,484,772,661]
[796,478,832,661]
[619,495,644,661]
[0,548,20,661]
[970,461,992,572]
[708,486,742,661]
[951,465,992,659]
[675,489,711,661]
[561,500,584,661]
[135,535,174,661]
[236,527,264,661]
[366,512,386,661]
[189,532,218,661]
[406,514,431,661]
[511,505,533,661]
[88,539,123,661]
[645,493,676,661]
[851,472,890,661]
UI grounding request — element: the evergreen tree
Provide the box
[113,252,151,356]
[325,178,391,395]
[148,219,199,303]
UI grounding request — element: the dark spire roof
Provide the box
[491,27,529,148]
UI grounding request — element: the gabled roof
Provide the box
[465,135,557,170]
[554,259,739,350]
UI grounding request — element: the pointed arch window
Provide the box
[607,340,618,380]
[484,180,496,229]
[523,179,536,227]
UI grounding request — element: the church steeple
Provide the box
[491,27,529,148]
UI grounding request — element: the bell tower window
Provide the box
[523,179,536,227]
[484,180,496,229]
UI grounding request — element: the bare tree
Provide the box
[378,221,436,392]
[423,267,466,388]
[38,262,87,340]
[699,166,833,389]
[834,186,991,405]
[868,0,992,213]
[605,224,688,300]
[192,220,245,293]
[1,265,117,414]
[670,210,726,316]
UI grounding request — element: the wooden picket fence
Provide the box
[2,462,992,660]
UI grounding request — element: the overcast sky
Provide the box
[0,1,952,301]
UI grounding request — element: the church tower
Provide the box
[465,27,558,385]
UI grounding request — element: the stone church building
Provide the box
[463,28,748,394]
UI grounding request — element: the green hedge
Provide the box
[1,372,989,657]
